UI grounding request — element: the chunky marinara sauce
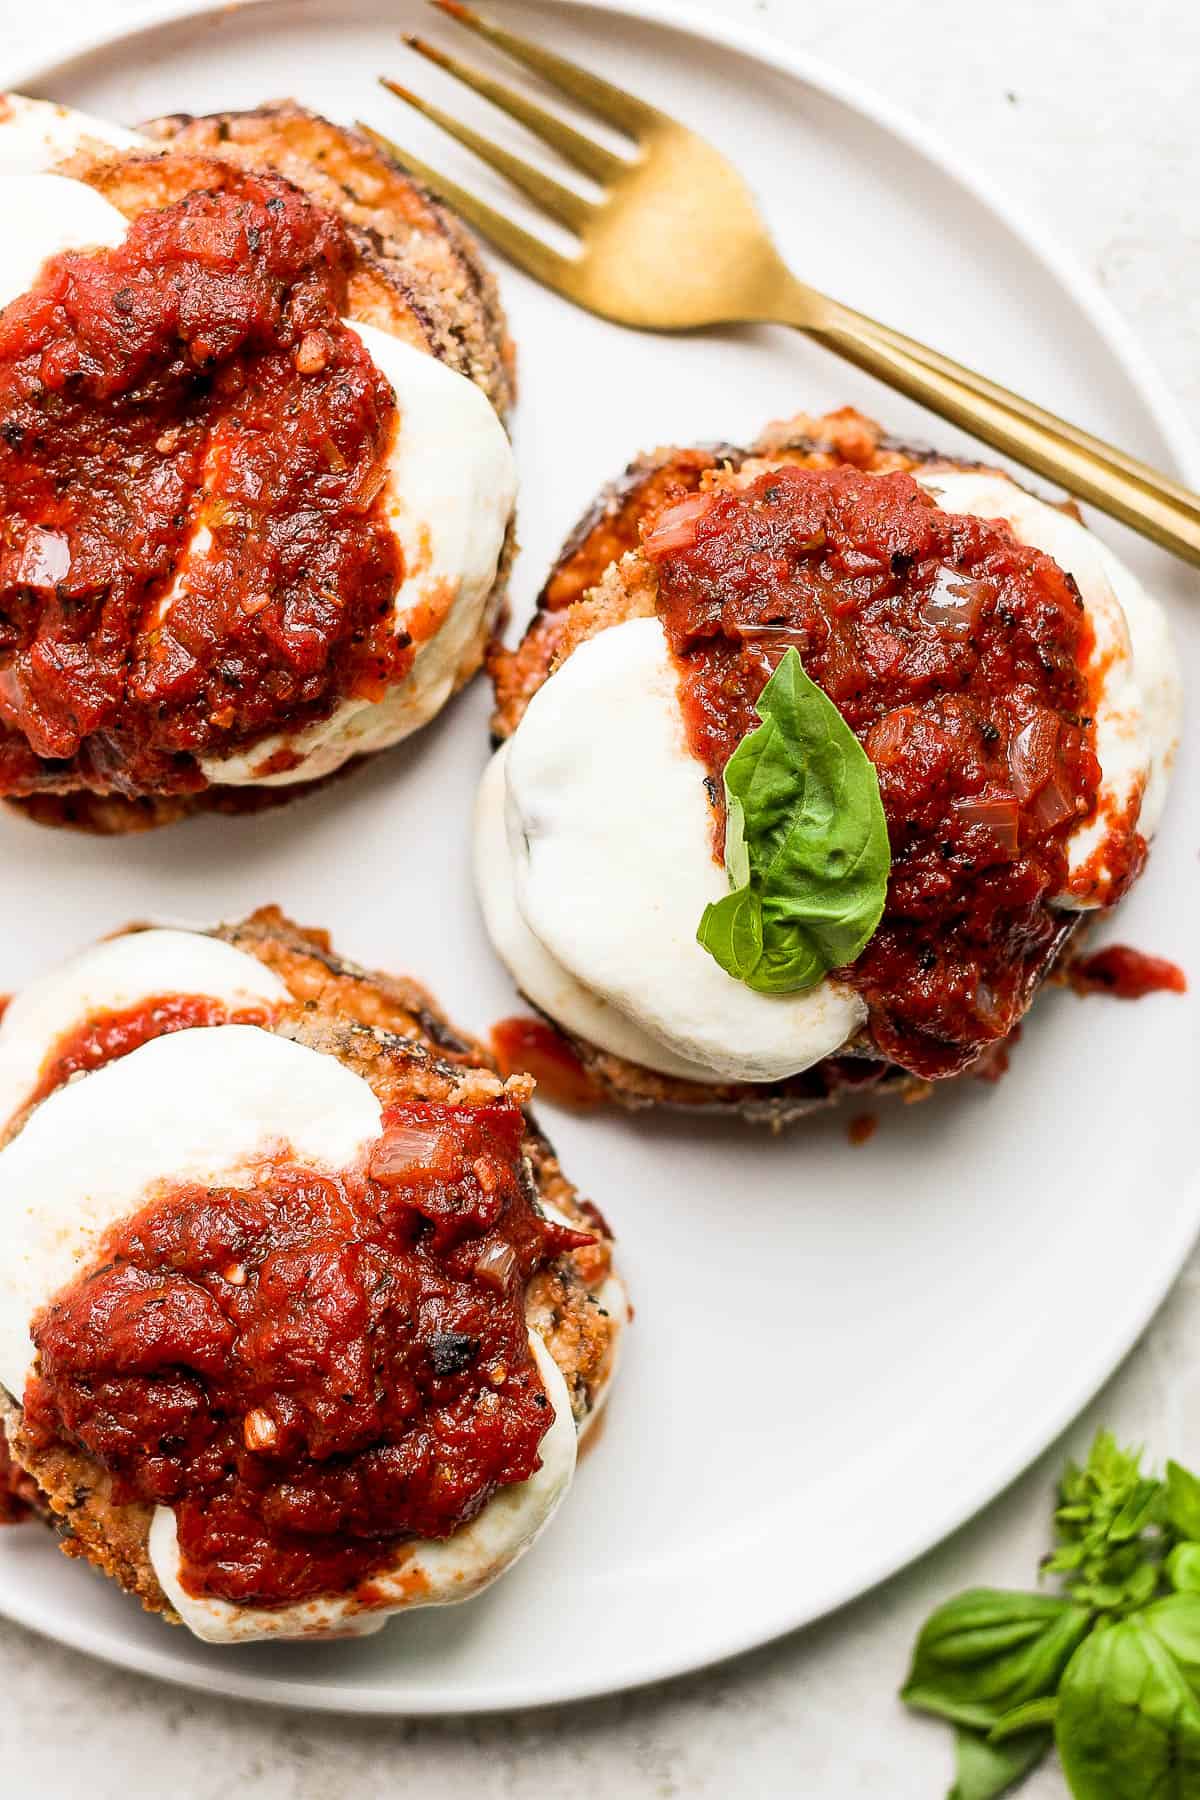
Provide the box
[27,993,274,1109]
[644,465,1109,1078]
[0,167,405,798]
[23,1099,588,1605]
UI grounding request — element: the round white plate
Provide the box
[2,0,1198,1717]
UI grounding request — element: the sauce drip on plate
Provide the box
[491,1015,602,1110]
[1069,945,1186,999]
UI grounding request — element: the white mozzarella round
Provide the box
[0,928,289,1135]
[914,469,1180,907]
[475,744,720,1083]
[0,174,129,311]
[0,93,143,173]
[0,1025,383,1400]
[0,100,518,788]
[150,1330,577,1644]
[502,616,868,1084]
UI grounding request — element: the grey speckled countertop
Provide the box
[1,2,1198,1794]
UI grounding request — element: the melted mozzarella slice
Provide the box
[914,469,1180,906]
[475,744,719,1083]
[0,1025,383,1400]
[502,616,868,1084]
[198,320,517,787]
[0,173,129,309]
[0,100,518,788]
[0,93,144,172]
[149,1330,577,1643]
[0,928,289,1135]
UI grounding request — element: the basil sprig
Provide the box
[696,647,890,993]
[901,1433,1200,1799]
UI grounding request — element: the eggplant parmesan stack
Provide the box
[0,909,624,1641]
[0,95,517,831]
[478,409,1180,1122]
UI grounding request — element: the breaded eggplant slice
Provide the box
[0,908,623,1622]
[10,107,515,834]
[485,409,1072,1124]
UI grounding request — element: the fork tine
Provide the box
[379,78,593,232]
[429,0,665,140]
[357,121,572,286]
[402,35,627,184]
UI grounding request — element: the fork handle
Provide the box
[777,302,1200,566]
[834,302,1200,522]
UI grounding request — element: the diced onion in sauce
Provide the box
[18,527,71,588]
[369,1122,459,1183]
[472,1241,518,1291]
[1007,710,1060,800]
[643,494,713,558]
[866,707,918,766]
[972,978,1009,1028]
[952,794,1020,859]
[1030,771,1079,833]
[919,567,989,638]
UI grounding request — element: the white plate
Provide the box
[2,0,1198,1717]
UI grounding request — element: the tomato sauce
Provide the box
[0,1431,36,1523]
[1069,945,1187,999]
[24,1098,590,1606]
[491,1015,602,1109]
[27,993,274,1109]
[645,466,1109,1078]
[0,167,405,800]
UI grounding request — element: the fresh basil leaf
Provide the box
[1067,1558,1159,1615]
[901,1589,1091,1732]
[949,1727,1050,1800]
[1056,1433,1150,1527]
[987,1697,1058,1741]
[1166,1461,1200,1541]
[696,884,763,984]
[1048,1432,1167,1612]
[1169,1545,1200,1594]
[695,647,889,994]
[1056,1613,1200,1799]
[1139,1592,1200,1682]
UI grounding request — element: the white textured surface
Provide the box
[0,1,1197,1794]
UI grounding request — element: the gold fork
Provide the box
[361,0,1200,567]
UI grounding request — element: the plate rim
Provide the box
[2,0,1198,1716]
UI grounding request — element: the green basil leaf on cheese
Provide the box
[696,648,890,993]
